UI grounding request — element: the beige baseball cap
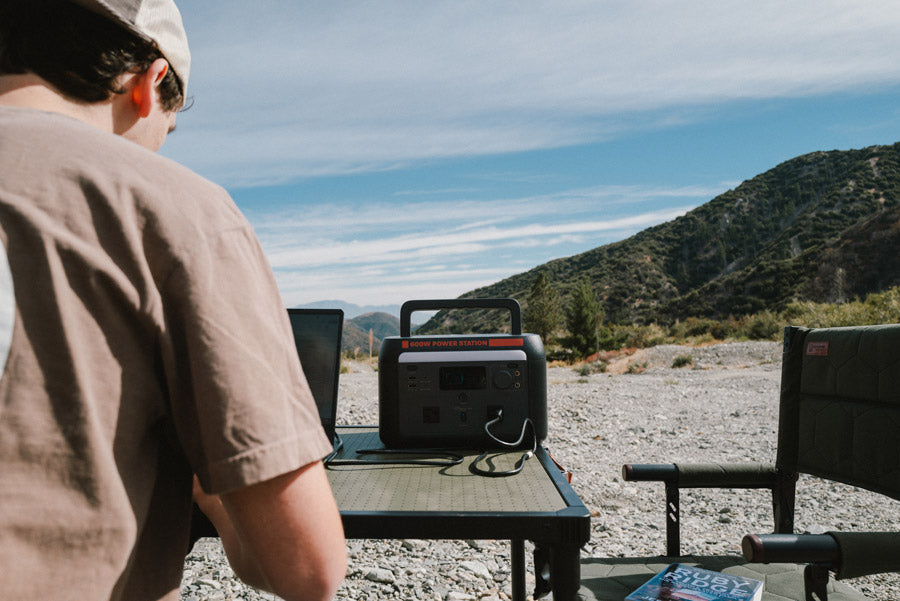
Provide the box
[70,0,191,103]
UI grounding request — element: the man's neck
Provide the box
[0,74,115,133]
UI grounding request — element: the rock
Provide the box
[403,539,429,551]
[460,561,493,580]
[365,567,395,583]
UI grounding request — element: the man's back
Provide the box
[0,2,345,599]
[0,106,335,600]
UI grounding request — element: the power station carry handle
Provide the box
[400,299,522,337]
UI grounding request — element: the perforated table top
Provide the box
[327,427,568,513]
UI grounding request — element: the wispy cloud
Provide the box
[159,2,899,306]
[250,184,717,305]
[264,210,690,269]
[166,1,900,185]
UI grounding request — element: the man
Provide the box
[0,1,346,600]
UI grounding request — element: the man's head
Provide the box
[71,0,191,102]
[0,0,190,112]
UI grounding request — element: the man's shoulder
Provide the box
[1,106,220,191]
[1,105,233,216]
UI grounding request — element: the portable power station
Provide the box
[378,298,547,449]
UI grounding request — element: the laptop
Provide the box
[286,308,344,448]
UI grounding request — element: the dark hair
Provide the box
[0,0,185,111]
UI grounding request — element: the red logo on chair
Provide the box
[806,341,829,356]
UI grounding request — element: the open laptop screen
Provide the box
[286,308,344,446]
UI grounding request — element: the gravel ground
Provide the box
[181,341,900,601]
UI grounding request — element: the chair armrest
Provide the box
[623,463,784,557]
[623,462,779,488]
[742,533,840,564]
[831,532,900,578]
[743,532,900,579]
[674,463,780,488]
[622,463,677,482]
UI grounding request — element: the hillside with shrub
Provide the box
[341,312,400,357]
[417,142,900,342]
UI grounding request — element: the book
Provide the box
[625,563,763,601]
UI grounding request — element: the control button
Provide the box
[493,370,514,389]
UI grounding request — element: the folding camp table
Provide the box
[327,426,591,601]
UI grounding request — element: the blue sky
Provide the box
[161,1,900,308]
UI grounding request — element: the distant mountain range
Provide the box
[295,302,423,354]
[298,300,403,320]
[416,142,900,334]
[294,302,398,355]
[339,312,401,356]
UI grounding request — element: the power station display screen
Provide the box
[439,366,487,390]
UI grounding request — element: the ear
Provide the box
[130,58,170,119]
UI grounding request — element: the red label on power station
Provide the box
[400,338,524,350]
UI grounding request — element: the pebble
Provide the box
[182,341,900,601]
[365,568,396,584]
[460,561,493,580]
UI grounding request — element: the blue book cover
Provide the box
[626,563,763,601]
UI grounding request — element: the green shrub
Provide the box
[626,361,647,374]
[624,323,668,349]
[783,286,900,327]
[734,310,783,340]
[565,278,604,358]
[670,317,719,339]
[709,320,734,340]
[562,284,900,353]
[672,355,693,368]
[597,324,630,351]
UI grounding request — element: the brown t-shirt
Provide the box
[0,107,333,601]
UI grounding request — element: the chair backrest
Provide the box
[776,324,900,500]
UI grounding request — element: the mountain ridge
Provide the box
[417,142,900,334]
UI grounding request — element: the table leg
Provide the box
[511,539,525,601]
[550,543,581,601]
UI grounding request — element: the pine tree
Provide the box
[565,278,603,358]
[524,271,562,345]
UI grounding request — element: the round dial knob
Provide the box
[493,370,514,389]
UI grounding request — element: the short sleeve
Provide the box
[160,222,332,494]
